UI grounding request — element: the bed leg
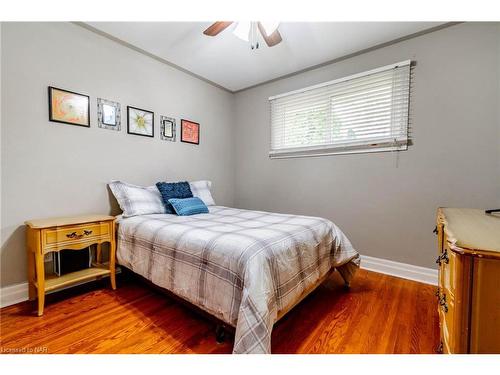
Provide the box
[215,324,226,344]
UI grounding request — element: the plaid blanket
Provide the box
[116,206,360,354]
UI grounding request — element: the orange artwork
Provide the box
[181,120,200,144]
[49,87,90,127]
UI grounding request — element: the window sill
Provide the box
[269,144,408,159]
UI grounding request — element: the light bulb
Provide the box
[233,22,251,42]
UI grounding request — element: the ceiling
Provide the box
[85,22,445,92]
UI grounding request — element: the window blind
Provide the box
[269,60,412,158]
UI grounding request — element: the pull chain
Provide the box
[250,22,259,50]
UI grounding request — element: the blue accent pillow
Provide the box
[168,197,209,216]
[156,181,193,214]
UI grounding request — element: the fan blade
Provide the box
[258,22,282,47]
[203,22,233,36]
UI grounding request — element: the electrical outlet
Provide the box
[44,253,52,262]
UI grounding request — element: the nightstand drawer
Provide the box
[42,222,111,249]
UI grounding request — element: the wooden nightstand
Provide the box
[25,215,117,316]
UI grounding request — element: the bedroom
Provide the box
[1,0,499,372]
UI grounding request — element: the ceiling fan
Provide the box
[203,21,282,49]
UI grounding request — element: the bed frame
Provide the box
[114,220,350,344]
[120,265,347,343]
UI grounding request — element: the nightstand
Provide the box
[25,215,117,316]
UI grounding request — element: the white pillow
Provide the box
[108,180,167,217]
[189,180,215,206]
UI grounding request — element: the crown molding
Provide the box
[73,22,232,94]
[234,22,461,93]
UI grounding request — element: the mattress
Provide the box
[116,206,360,354]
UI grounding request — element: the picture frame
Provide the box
[97,98,121,131]
[48,86,90,127]
[127,106,154,137]
[160,116,176,142]
[180,119,200,145]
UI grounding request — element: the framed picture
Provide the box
[181,119,200,145]
[97,98,121,131]
[127,106,154,137]
[160,116,176,142]
[48,86,90,127]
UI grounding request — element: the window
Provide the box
[269,60,412,158]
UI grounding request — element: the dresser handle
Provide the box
[436,251,449,266]
[66,230,93,239]
[440,250,449,264]
[439,295,448,313]
[436,342,443,354]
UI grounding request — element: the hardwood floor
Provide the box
[0,269,439,354]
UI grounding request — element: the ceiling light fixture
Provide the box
[234,22,273,49]
[203,21,282,50]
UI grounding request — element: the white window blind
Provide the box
[269,60,412,158]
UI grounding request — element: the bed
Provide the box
[116,205,360,354]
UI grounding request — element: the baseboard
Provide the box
[0,282,29,308]
[361,255,438,285]
[1,258,436,308]
[0,268,121,308]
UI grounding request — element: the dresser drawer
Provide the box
[437,243,473,353]
[42,222,111,250]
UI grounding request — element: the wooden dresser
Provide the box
[436,208,500,354]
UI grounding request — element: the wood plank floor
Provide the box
[0,269,439,354]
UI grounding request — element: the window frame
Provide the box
[268,60,412,159]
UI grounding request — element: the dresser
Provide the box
[25,215,116,316]
[436,208,500,353]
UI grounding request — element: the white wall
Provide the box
[0,22,235,287]
[233,22,500,268]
